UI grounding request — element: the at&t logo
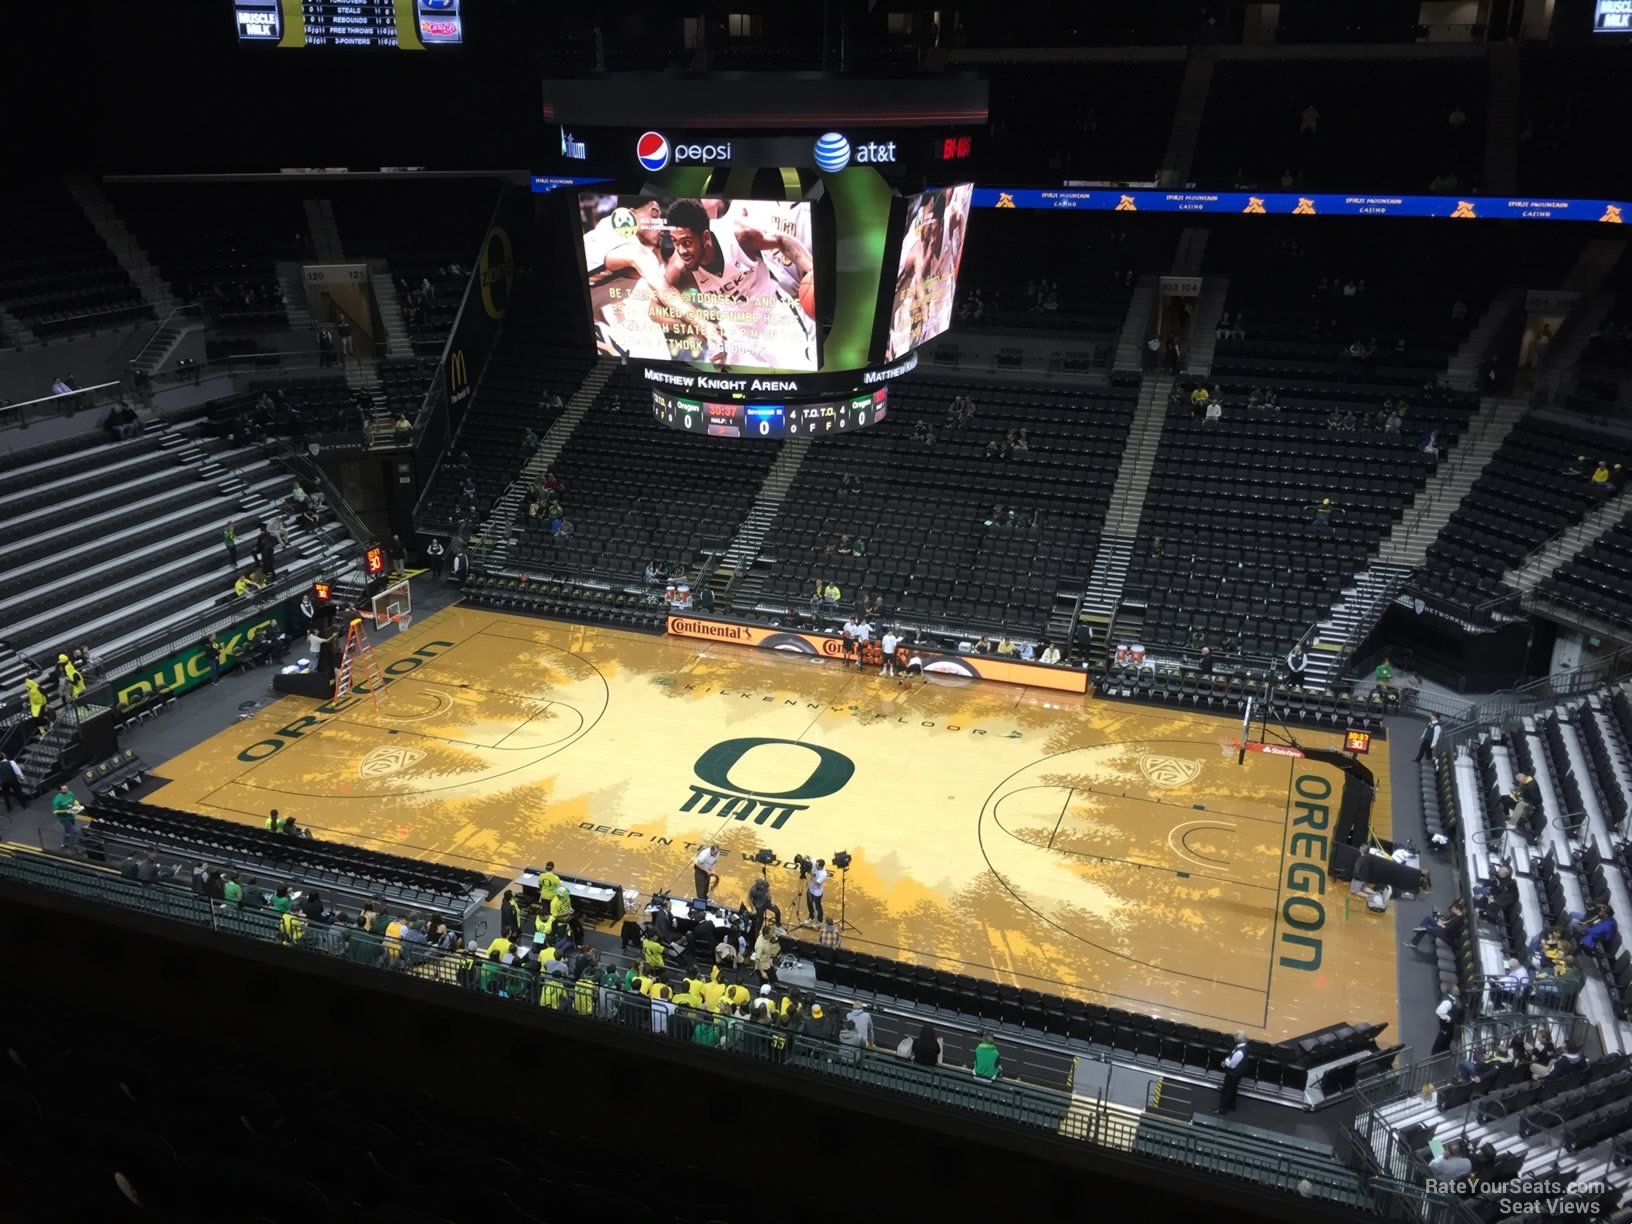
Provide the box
[813,132,898,172]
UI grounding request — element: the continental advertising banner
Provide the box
[666,615,1088,694]
[974,187,1628,224]
[112,601,297,709]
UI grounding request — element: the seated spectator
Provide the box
[1542,1041,1585,1080]
[1492,957,1530,1007]
[972,1033,1002,1081]
[973,634,994,654]
[522,427,539,455]
[996,635,1017,657]
[1534,955,1583,1010]
[1472,864,1517,920]
[1499,772,1541,829]
[1204,400,1222,423]
[1040,642,1062,665]
[1406,899,1466,950]
[910,1023,944,1066]
[1578,906,1618,954]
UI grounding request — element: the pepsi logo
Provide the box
[636,131,669,172]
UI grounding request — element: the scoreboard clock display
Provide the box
[235,0,463,48]
[651,389,887,439]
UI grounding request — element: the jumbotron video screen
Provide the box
[578,193,818,372]
[886,183,972,361]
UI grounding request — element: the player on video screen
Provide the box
[583,198,723,362]
[663,198,815,370]
[730,199,812,300]
[889,187,969,360]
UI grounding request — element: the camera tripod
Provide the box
[832,865,861,937]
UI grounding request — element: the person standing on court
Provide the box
[223,522,238,569]
[1416,712,1442,763]
[52,783,85,851]
[805,858,829,923]
[1433,990,1461,1055]
[1215,1032,1249,1114]
[1285,645,1308,688]
[206,633,223,685]
[693,844,721,900]
[0,752,26,812]
[426,536,445,581]
[880,626,899,677]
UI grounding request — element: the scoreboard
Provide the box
[235,1,463,48]
[651,389,887,440]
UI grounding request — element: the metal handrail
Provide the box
[0,845,1406,1217]
[127,301,204,370]
[0,380,121,423]
[263,436,374,546]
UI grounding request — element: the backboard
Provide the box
[370,577,412,633]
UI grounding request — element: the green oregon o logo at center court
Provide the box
[680,737,855,830]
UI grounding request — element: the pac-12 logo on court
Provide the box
[1138,752,1202,789]
[360,745,426,779]
[680,737,855,831]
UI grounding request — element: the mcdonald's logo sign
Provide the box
[448,350,471,404]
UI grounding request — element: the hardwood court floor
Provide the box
[148,606,1398,1040]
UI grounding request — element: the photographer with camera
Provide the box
[745,869,782,952]
[794,855,829,924]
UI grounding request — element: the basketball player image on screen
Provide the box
[582,196,725,362]
[662,198,817,371]
[729,199,813,301]
[887,183,972,361]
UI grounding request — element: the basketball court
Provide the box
[146,604,1398,1040]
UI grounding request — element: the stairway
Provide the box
[368,259,412,358]
[1103,374,1171,539]
[1375,396,1530,570]
[1111,274,1161,376]
[1,305,37,347]
[1302,396,1529,684]
[706,439,811,598]
[16,714,84,792]
[129,304,205,378]
[276,261,315,331]
[1181,278,1229,378]
[302,199,347,264]
[1502,481,1632,595]
[1484,43,1521,195]
[1065,533,1134,668]
[1305,562,1415,690]
[62,174,177,312]
[475,357,616,571]
[1446,287,1522,393]
[1159,48,1216,188]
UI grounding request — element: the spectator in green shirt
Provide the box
[1374,658,1394,684]
[222,875,244,907]
[691,1015,721,1048]
[51,784,83,850]
[972,1033,1002,1080]
[272,886,292,914]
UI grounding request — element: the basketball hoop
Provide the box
[393,613,412,633]
[1218,736,1243,760]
